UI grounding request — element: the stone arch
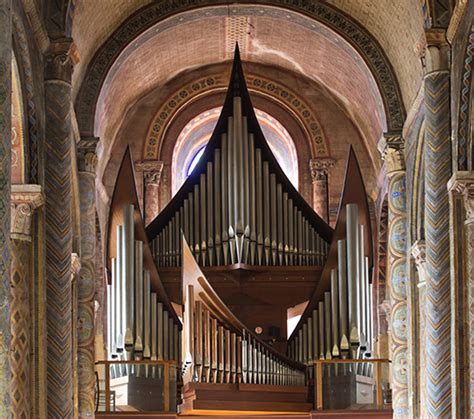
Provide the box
[74,1,405,138]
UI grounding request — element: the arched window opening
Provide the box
[172,107,298,195]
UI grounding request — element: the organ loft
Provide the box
[3,1,474,418]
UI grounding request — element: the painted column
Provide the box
[10,185,44,418]
[136,160,164,225]
[423,30,452,417]
[448,173,474,417]
[383,140,408,418]
[309,158,335,223]
[0,1,12,416]
[77,142,98,417]
[44,39,74,418]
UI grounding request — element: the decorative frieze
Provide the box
[11,184,44,242]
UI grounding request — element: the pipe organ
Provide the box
[181,236,306,387]
[147,50,332,270]
[107,204,181,378]
[287,202,374,372]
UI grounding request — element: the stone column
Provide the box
[70,253,81,419]
[0,1,12,416]
[448,172,474,417]
[383,142,408,418]
[136,160,164,225]
[44,39,74,418]
[10,185,44,419]
[423,29,452,417]
[77,142,98,417]
[309,158,335,223]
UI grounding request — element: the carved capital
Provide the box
[71,253,81,277]
[44,38,75,82]
[136,160,164,187]
[411,240,427,287]
[309,158,336,182]
[423,29,450,73]
[383,147,406,174]
[449,172,474,224]
[11,184,44,242]
[78,136,99,173]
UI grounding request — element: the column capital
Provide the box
[309,158,336,182]
[44,38,76,82]
[423,29,450,74]
[71,253,81,277]
[136,160,164,187]
[380,133,405,174]
[411,240,427,287]
[78,137,99,173]
[11,185,44,242]
[448,172,474,224]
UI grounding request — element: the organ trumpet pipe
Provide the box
[263,161,271,265]
[143,271,151,360]
[110,260,117,358]
[237,335,242,383]
[107,283,112,359]
[200,174,207,266]
[297,330,303,363]
[134,241,144,358]
[357,224,367,353]
[247,338,253,383]
[288,199,294,265]
[203,309,210,382]
[283,192,289,265]
[318,301,325,359]
[233,99,243,235]
[151,293,157,360]
[188,192,194,256]
[312,309,319,361]
[207,162,214,266]
[157,302,164,361]
[307,317,313,365]
[324,292,332,360]
[248,134,257,264]
[302,323,308,364]
[228,117,235,235]
[337,240,349,357]
[123,205,135,352]
[183,199,189,245]
[211,318,218,383]
[294,208,299,264]
[270,173,278,265]
[194,184,200,263]
[242,117,249,230]
[242,332,248,383]
[304,219,309,266]
[169,316,175,361]
[231,332,237,383]
[163,310,169,360]
[330,269,340,358]
[195,301,203,381]
[225,329,231,383]
[367,260,373,352]
[115,226,124,353]
[218,326,225,383]
[214,150,222,266]
[346,203,360,358]
[255,149,264,265]
[179,208,184,266]
[221,134,229,265]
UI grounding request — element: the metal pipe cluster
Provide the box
[151,96,329,268]
[288,204,373,373]
[107,204,181,378]
[183,283,305,386]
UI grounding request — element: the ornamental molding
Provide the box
[75,1,404,137]
[142,74,328,160]
[11,184,44,242]
[309,158,336,182]
[448,171,474,224]
[447,0,469,43]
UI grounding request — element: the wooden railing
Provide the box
[181,235,306,387]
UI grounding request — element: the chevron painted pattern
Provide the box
[424,72,452,417]
[78,169,96,415]
[10,240,30,418]
[45,81,73,418]
[0,2,12,417]
[388,171,408,419]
